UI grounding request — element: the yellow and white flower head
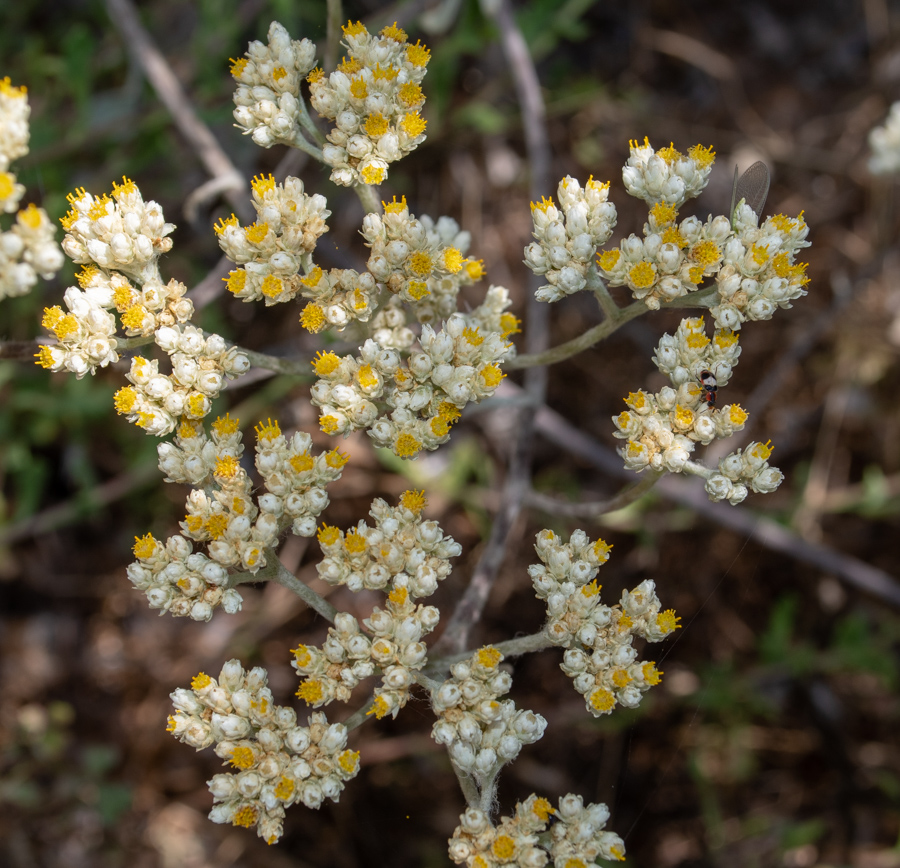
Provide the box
[361,197,482,324]
[36,281,119,378]
[448,793,626,866]
[525,175,618,302]
[0,79,64,300]
[129,531,242,621]
[869,101,900,175]
[157,414,244,486]
[613,318,752,475]
[308,21,430,187]
[253,419,348,537]
[230,21,317,149]
[705,439,783,505]
[111,325,249,437]
[311,313,511,459]
[217,173,331,306]
[597,204,732,310]
[315,490,461,598]
[60,178,175,282]
[431,647,547,783]
[168,661,360,845]
[529,530,678,717]
[711,211,810,330]
[295,266,380,333]
[622,137,716,208]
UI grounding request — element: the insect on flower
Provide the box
[730,160,770,227]
[698,369,718,410]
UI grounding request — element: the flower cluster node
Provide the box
[309,21,430,186]
[431,647,547,783]
[0,77,63,300]
[448,793,626,867]
[231,21,318,149]
[168,660,359,844]
[704,439,783,505]
[529,529,678,716]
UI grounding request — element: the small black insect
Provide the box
[698,369,718,410]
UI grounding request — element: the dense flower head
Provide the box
[217,174,331,306]
[704,439,784,505]
[525,175,618,303]
[0,79,64,300]
[231,21,317,148]
[168,660,359,844]
[309,21,430,186]
[622,137,716,208]
[361,200,482,324]
[431,647,547,783]
[311,308,513,458]
[448,793,625,867]
[111,325,249,437]
[529,530,677,717]
[60,177,175,282]
[611,316,774,493]
[316,490,461,598]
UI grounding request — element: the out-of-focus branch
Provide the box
[104,0,254,224]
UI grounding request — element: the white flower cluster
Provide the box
[524,175,617,302]
[613,317,756,481]
[168,660,360,845]
[111,325,248,437]
[316,489,461,597]
[869,101,900,175]
[128,530,243,621]
[295,265,380,333]
[217,173,330,305]
[157,413,243,485]
[704,439,784,505]
[311,312,512,459]
[308,20,430,187]
[529,530,678,717]
[230,21,317,149]
[622,137,716,208]
[448,793,626,867]
[253,419,348,537]
[134,416,346,620]
[361,199,483,324]
[709,205,810,330]
[0,78,63,300]
[431,647,547,783]
[60,178,175,280]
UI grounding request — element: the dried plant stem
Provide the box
[525,469,666,518]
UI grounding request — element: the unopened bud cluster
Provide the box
[525,175,617,302]
[704,439,783,505]
[230,21,317,149]
[217,173,331,306]
[448,793,626,867]
[0,77,63,300]
[311,312,512,459]
[168,660,359,844]
[308,21,430,187]
[431,647,547,783]
[316,489,460,596]
[529,530,678,717]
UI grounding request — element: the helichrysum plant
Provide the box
[20,16,812,861]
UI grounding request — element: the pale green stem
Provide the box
[354,182,381,215]
[452,762,482,808]
[586,268,619,319]
[507,285,719,370]
[526,468,666,517]
[341,696,376,732]
[682,458,715,480]
[285,126,327,163]
[478,767,501,813]
[238,347,312,377]
[295,94,327,147]
[325,0,343,73]
[231,551,338,622]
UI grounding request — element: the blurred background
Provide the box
[2,0,900,866]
